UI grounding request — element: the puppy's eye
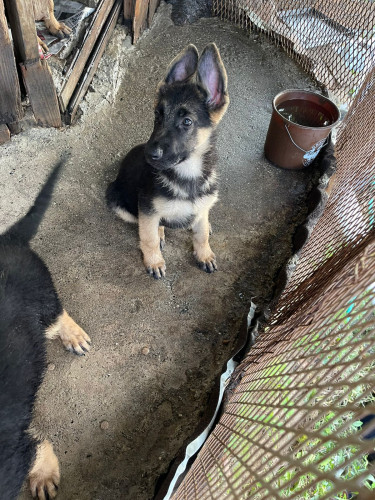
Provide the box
[183,118,192,126]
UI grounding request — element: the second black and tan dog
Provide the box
[0,160,90,500]
[106,43,229,279]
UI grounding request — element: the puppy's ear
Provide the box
[197,43,229,121]
[164,44,199,84]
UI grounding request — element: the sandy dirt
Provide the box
[0,3,321,499]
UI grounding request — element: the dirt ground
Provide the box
[0,4,322,499]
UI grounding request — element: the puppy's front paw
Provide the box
[194,250,217,273]
[145,259,166,279]
[60,311,91,356]
[29,441,60,500]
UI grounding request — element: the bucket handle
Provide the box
[284,124,329,153]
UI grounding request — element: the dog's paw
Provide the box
[37,37,48,53]
[145,260,166,279]
[60,311,91,356]
[194,251,217,273]
[29,441,60,500]
[46,21,72,39]
[56,22,72,37]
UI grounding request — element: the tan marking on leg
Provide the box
[43,0,72,37]
[45,310,91,356]
[158,225,165,250]
[192,211,217,273]
[29,440,60,500]
[139,213,166,279]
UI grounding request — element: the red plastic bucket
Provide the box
[264,89,340,170]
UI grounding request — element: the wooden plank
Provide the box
[133,0,149,43]
[4,0,61,128]
[20,59,62,127]
[59,0,115,111]
[67,0,122,123]
[147,0,160,26]
[0,123,10,145]
[124,0,134,20]
[4,0,39,62]
[0,0,23,125]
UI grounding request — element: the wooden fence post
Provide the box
[132,0,160,44]
[133,0,148,43]
[0,0,23,143]
[124,0,135,20]
[59,0,115,112]
[4,0,61,128]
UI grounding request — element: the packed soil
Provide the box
[0,3,321,499]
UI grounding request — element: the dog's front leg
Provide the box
[139,213,166,279]
[192,211,217,273]
[44,0,72,38]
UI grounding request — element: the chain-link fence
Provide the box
[171,1,375,498]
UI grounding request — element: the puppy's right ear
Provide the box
[164,44,199,84]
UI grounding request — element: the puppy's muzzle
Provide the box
[147,145,163,162]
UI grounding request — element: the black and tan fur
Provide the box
[0,160,90,499]
[106,43,229,278]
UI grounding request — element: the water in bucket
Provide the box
[276,99,333,127]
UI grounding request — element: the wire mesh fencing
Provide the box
[171,1,375,498]
[270,65,375,328]
[213,0,375,106]
[173,242,375,499]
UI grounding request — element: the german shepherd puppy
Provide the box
[0,160,90,499]
[106,43,229,279]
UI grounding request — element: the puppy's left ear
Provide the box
[197,43,229,121]
[164,44,199,85]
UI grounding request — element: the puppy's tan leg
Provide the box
[29,440,60,500]
[159,225,165,250]
[43,0,72,38]
[139,214,166,279]
[45,310,91,356]
[192,211,217,273]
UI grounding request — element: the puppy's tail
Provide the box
[3,156,67,245]
[105,181,120,210]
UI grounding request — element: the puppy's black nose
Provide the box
[150,147,163,161]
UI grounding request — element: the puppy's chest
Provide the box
[153,193,218,228]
